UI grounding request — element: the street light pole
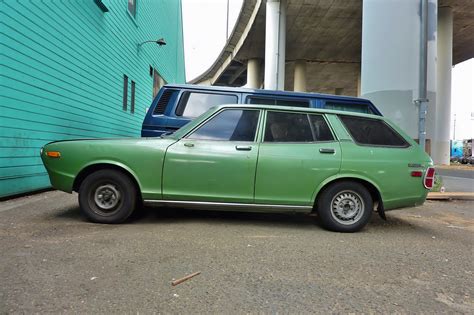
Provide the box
[416,0,429,152]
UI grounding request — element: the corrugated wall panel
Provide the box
[0,0,186,197]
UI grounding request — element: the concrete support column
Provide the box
[293,60,307,92]
[361,0,438,159]
[264,0,286,90]
[247,59,261,88]
[357,72,361,97]
[433,7,453,165]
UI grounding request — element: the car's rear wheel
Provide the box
[316,181,373,232]
[78,169,137,223]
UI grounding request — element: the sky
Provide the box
[182,1,473,140]
[451,59,474,140]
[182,0,243,81]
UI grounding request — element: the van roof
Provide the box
[163,84,372,103]
[214,103,382,119]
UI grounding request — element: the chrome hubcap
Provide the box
[330,190,364,225]
[94,184,121,210]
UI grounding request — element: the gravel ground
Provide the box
[1,191,473,314]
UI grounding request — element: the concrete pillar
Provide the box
[294,60,307,92]
[247,59,261,89]
[357,72,361,97]
[361,0,438,159]
[433,7,453,165]
[264,0,286,90]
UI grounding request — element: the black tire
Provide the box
[78,169,137,224]
[316,181,373,232]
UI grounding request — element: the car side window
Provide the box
[187,109,259,141]
[264,111,313,142]
[339,115,409,147]
[309,115,334,141]
[176,92,238,118]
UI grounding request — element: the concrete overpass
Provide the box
[191,0,474,165]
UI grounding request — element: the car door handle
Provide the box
[235,145,252,151]
[184,142,194,148]
[319,148,335,154]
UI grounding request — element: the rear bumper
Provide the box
[383,190,429,211]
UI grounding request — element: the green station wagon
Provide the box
[41,105,435,232]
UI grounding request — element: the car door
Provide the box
[162,108,261,203]
[255,110,341,206]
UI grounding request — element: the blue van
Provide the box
[141,84,382,137]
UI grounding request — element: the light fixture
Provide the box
[138,38,167,48]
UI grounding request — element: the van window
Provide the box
[176,92,238,118]
[325,102,373,114]
[339,116,409,147]
[188,109,259,141]
[248,97,309,108]
[153,89,176,115]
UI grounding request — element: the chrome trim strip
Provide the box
[143,200,312,211]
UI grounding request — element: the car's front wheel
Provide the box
[78,169,137,224]
[316,181,373,232]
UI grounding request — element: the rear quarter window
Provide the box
[339,116,409,147]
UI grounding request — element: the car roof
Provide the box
[164,84,372,103]
[214,104,384,119]
[170,103,407,142]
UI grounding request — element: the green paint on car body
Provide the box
[41,104,433,216]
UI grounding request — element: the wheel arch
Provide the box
[73,162,142,198]
[312,175,384,215]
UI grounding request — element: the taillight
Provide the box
[424,167,435,189]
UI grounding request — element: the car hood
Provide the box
[42,137,177,160]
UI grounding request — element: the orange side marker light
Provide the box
[46,151,61,158]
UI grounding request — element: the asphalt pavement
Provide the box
[436,167,474,193]
[1,191,473,313]
[436,168,474,179]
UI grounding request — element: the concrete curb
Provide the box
[427,192,474,201]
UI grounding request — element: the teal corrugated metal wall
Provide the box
[0,0,186,197]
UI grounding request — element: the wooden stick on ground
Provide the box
[171,271,201,286]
